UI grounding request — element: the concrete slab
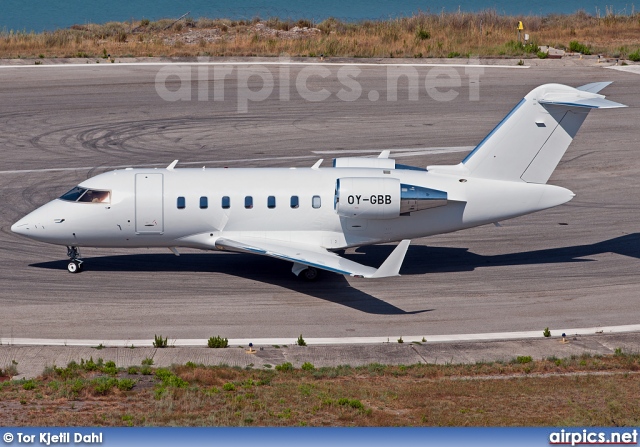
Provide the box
[2,332,639,379]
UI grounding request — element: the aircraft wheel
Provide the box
[302,267,319,281]
[67,261,81,273]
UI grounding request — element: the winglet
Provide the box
[167,160,179,170]
[369,240,411,278]
[378,150,391,159]
[311,159,323,170]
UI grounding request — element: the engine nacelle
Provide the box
[335,177,401,219]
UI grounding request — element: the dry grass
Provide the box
[1,353,640,426]
[1,11,640,60]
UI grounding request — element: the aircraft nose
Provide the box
[11,219,30,235]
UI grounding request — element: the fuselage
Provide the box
[11,163,574,251]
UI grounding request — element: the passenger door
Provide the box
[135,173,164,234]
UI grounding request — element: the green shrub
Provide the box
[102,360,118,375]
[141,357,154,366]
[614,347,623,356]
[447,51,461,58]
[117,378,136,391]
[153,335,168,348]
[397,336,403,343]
[3,361,18,378]
[296,334,307,346]
[628,50,640,62]
[91,377,117,395]
[505,40,539,55]
[415,28,430,40]
[127,366,139,375]
[102,365,118,376]
[81,357,99,372]
[569,41,591,55]
[301,362,315,371]
[207,336,228,348]
[275,362,294,372]
[140,366,152,375]
[155,369,188,388]
[543,327,551,337]
[22,380,37,390]
[537,51,548,59]
[516,355,533,364]
[338,398,365,410]
[223,382,236,391]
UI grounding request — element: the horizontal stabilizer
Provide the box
[539,97,626,109]
[214,237,410,278]
[576,81,612,94]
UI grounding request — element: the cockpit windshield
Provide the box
[59,187,110,204]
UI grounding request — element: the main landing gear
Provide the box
[66,246,83,273]
[292,262,320,281]
[301,267,319,281]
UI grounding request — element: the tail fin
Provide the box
[460,83,626,184]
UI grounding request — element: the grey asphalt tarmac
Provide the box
[1,60,639,341]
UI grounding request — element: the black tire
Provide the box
[67,261,80,273]
[302,267,319,281]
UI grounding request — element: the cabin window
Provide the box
[290,196,299,209]
[312,195,321,209]
[245,196,253,209]
[200,196,208,209]
[177,197,186,209]
[267,196,276,209]
[221,196,230,209]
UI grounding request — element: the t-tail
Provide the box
[434,82,626,183]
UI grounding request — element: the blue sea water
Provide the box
[2,0,637,32]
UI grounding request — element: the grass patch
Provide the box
[1,354,640,426]
[1,11,639,59]
[569,40,592,54]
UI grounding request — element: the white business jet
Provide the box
[12,82,625,279]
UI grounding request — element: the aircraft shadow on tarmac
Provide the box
[30,233,640,315]
[356,232,640,275]
[30,251,431,316]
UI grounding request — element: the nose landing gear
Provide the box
[66,246,83,273]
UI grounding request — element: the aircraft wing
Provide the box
[213,237,410,278]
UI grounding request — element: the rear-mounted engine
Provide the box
[334,177,448,219]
